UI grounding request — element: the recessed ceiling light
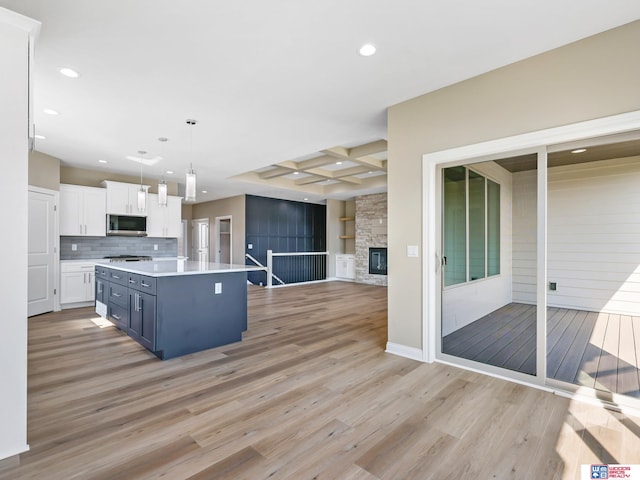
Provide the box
[368,171,373,174]
[293,171,300,175]
[98,159,107,164]
[58,67,80,78]
[304,197,309,201]
[43,108,59,115]
[201,190,208,194]
[34,134,46,140]
[165,170,174,175]
[335,161,343,165]
[359,43,376,57]
[571,148,587,154]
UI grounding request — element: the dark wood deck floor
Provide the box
[443,303,640,398]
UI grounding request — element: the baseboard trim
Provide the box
[385,342,424,362]
[0,444,29,463]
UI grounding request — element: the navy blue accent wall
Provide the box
[245,195,326,284]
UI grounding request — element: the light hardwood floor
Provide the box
[2,282,640,479]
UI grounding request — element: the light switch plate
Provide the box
[248,244,253,250]
[154,244,158,251]
[407,245,419,257]
[214,282,222,294]
[71,244,77,251]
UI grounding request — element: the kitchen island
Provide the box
[95,260,264,359]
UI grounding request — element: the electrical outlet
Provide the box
[154,244,158,251]
[214,282,222,294]
[71,244,77,251]
[248,244,253,250]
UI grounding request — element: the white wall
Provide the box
[512,170,538,304]
[0,8,39,460]
[442,161,513,335]
[512,156,640,315]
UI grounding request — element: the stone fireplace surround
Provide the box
[355,193,388,286]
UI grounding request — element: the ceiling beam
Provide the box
[348,155,385,169]
[301,167,364,185]
[258,166,294,179]
[348,139,388,158]
[330,165,372,177]
[294,175,328,185]
[321,147,350,160]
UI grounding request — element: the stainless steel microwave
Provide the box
[107,214,147,236]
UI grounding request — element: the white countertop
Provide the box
[95,260,265,277]
[61,256,188,264]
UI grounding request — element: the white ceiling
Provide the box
[3,0,640,203]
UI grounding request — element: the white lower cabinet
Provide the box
[336,254,355,280]
[60,262,96,306]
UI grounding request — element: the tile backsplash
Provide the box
[61,236,178,260]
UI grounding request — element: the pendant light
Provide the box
[185,119,197,202]
[137,150,147,212]
[158,177,168,207]
[157,137,168,207]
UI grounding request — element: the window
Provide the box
[443,167,500,286]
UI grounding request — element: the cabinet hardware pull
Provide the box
[112,275,120,279]
[141,282,150,287]
[112,314,121,320]
[113,293,121,297]
[129,279,136,283]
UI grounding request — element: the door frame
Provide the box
[192,217,209,262]
[422,110,640,389]
[28,185,60,313]
[214,215,232,264]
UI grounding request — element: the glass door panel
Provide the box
[546,140,640,400]
[441,155,538,377]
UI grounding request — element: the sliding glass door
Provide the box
[440,155,540,380]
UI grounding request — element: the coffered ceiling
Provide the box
[233,140,387,199]
[2,1,639,204]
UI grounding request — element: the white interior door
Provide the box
[192,218,209,262]
[28,188,57,316]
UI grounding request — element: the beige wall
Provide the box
[60,165,179,195]
[387,20,640,349]
[29,151,60,190]
[192,195,246,264]
[326,199,345,278]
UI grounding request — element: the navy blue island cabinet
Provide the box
[95,260,260,360]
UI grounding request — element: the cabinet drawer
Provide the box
[95,266,110,279]
[108,269,128,286]
[108,302,129,330]
[138,275,156,294]
[108,282,129,308]
[126,273,141,288]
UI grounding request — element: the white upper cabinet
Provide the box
[101,180,149,216]
[146,194,182,238]
[59,184,106,236]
